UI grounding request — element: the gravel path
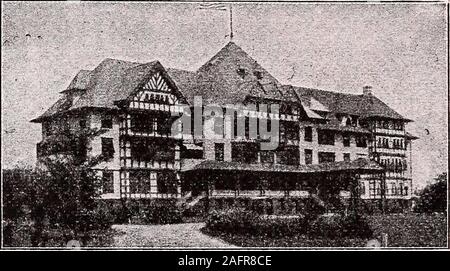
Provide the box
[111,223,237,248]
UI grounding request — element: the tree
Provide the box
[30,127,111,246]
[3,167,35,246]
[414,172,447,213]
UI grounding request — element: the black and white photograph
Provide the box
[1,0,448,251]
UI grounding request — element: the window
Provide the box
[157,171,178,194]
[237,68,247,79]
[231,142,257,163]
[129,171,150,194]
[214,117,223,137]
[305,149,313,165]
[215,143,224,162]
[131,138,175,162]
[351,116,358,127]
[131,115,154,133]
[181,143,204,159]
[318,152,335,164]
[157,117,172,135]
[390,183,397,196]
[369,181,376,197]
[260,150,274,164]
[343,133,350,147]
[360,183,366,196]
[356,135,367,148]
[101,116,113,129]
[102,171,114,194]
[304,127,312,142]
[253,70,263,79]
[276,145,299,165]
[79,119,87,129]
[394,121,404,131]
[318,130,334,145]
[284,122,299,141]
[343,153,350,162]
[101,138,114,159]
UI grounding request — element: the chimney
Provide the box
[363,85,373,96]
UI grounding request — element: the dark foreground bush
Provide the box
[308,214,373,239]
[205,208,307,237]
[144,199,183,224]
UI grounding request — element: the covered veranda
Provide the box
[181,158,386,213]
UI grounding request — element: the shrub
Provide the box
[309,214,373,239]
[255,217,307,237]
[303,197,326,220]
[206,208,258,234]
[205,208,307,237]
[414,173,447,214]
[144,199,183,224]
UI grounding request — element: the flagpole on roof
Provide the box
[230,4,233,41]
[197,2,233,41]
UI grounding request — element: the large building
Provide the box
[31,42,417,212]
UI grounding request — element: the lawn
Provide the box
[203,213,448,248]
[367,213,447,248]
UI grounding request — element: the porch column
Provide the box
[380,172,387,214]
[234,172,240,197]
[259,173,267,196]
[348,172,360,216]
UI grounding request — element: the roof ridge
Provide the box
[285,84,364,98]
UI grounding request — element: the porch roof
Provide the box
[182,158,384,174]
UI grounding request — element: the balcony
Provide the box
[36,135,86,159]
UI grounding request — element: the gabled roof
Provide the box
[68,58,142,110]
[32,59,180,122]
[286,85,409,121]
[32,42,411,123]
[166,68,199,104]
[194,42,286,104]
[62,69,92,93]
[30,95,73,122]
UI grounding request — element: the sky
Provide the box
[1,1,448,190]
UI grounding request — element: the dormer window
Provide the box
[345,117,352,126]
[253,70,263,80]
[101,116,113,129]
[237,68,247,79]
[351,116,358,127]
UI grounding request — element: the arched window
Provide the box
[346,117,352,126]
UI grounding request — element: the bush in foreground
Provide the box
[206,208,307,237]
[144,199,183,224]
[205,208,373,240]
[308,214,373,239]
[414,172,447,214]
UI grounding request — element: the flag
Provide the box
[198,2,227,11]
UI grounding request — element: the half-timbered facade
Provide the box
[31,42,417,211]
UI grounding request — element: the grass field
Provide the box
[367,213,447,247]
[203,213,448,248]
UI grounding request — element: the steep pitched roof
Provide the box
[30,95,73,122]
[69,58,142,110]
[194,42,285,104]
[32,42,411,123]
[63,69,92,92]
[286,85,409,121]
[166,68,199,104]
[33,59,190,122]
